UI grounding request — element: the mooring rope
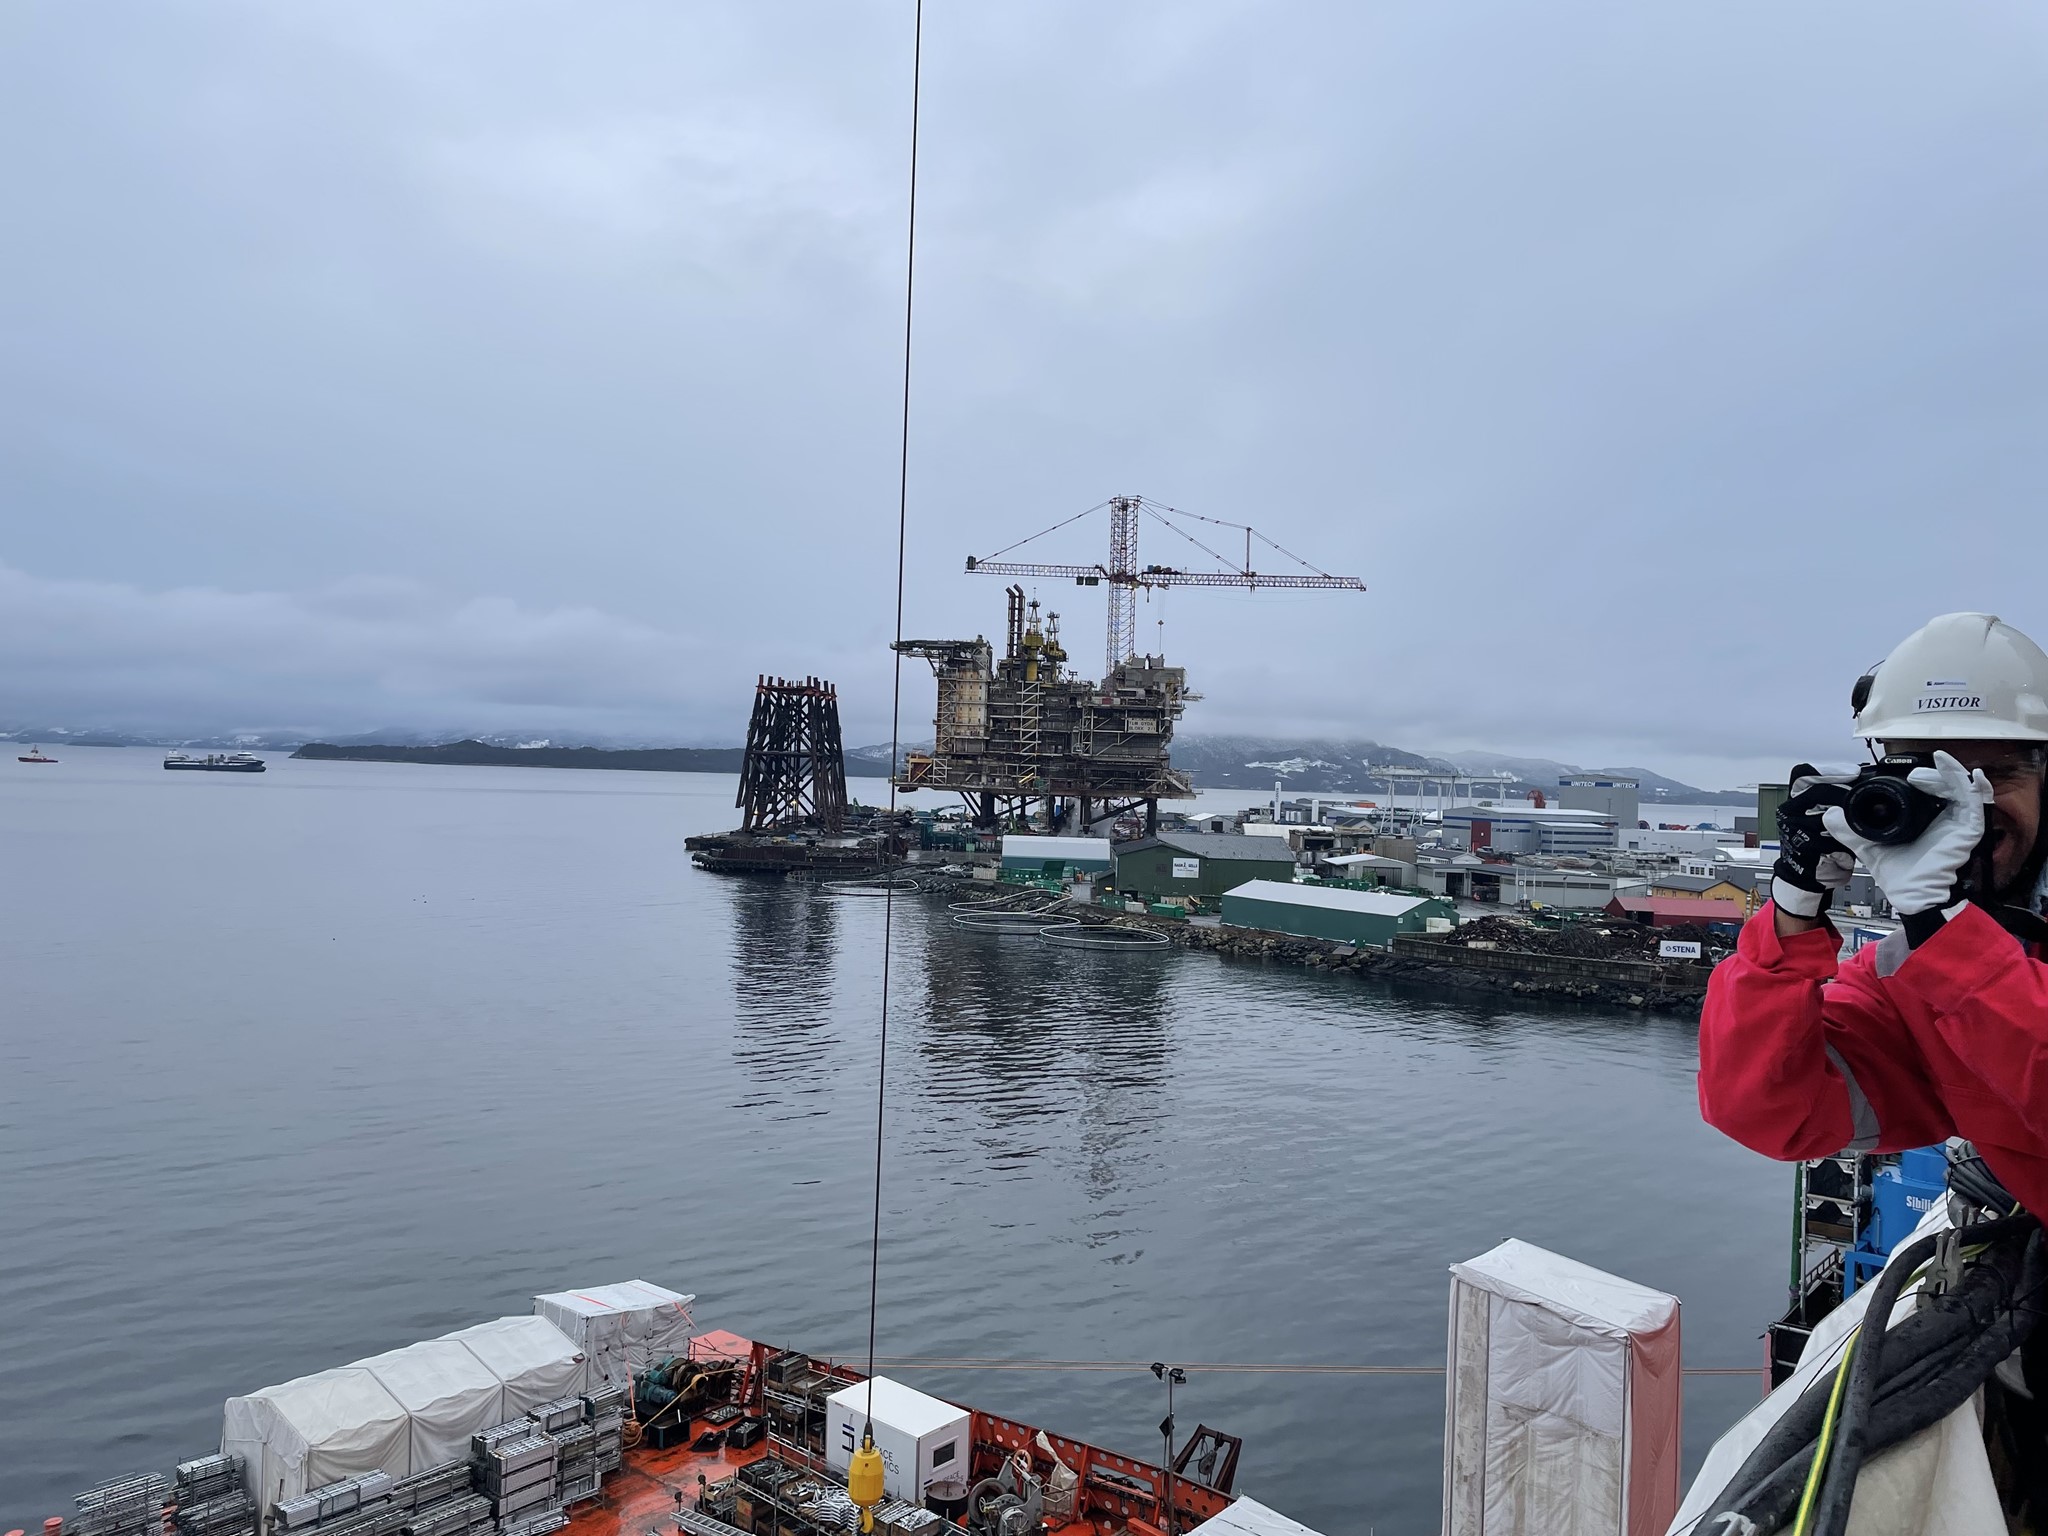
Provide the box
[858,1356,1761,1378]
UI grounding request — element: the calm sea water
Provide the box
[0,748,1787,1531]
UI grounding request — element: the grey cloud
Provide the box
[6,1,2048,788]
[0,562,796,740]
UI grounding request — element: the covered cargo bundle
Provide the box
[440,1316,589,1415]
[1443,1239,1680,1536]
[224,1317,587,1516]
[532,1280,695,1390]
[224,1369,409,1514]
[351,1339,508,1476]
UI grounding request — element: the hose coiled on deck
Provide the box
[1694,1212,2043,1536]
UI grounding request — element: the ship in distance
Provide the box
[164,751,267,772]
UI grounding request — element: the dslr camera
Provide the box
[1840,753,1945,846]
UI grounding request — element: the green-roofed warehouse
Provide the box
[1221,879,1456,948]
[1111,832,1299,902]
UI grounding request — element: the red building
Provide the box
[1604,895,1743,928]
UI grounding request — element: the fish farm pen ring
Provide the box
[947,892,1064,913]
[821,876,923,894]
[1037,922,1171,949]
[951,909,1065,932]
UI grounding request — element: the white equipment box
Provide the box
[825,1376,971,1504]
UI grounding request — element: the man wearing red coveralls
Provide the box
[1698,613,2048,1216]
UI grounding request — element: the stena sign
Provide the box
[1659,940,1703,959]
[1171,857,1200,880]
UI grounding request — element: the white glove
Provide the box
[1823,751,1993,917]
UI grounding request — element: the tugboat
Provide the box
[164,751,266,773]
[17,745,57,762]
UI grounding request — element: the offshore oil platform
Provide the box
[896,495,1364,835]
[895,588,1192,836]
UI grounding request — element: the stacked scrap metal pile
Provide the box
[68,1474,169,1536]
[168,1456,254,1536]
[1438,913,1720,962]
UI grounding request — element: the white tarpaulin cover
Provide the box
[439,1314,588,1413]
[533,1279,695,1389]
[1445,1239,1681,1536]
[1186,1496,1328,1535]
[223,1366,409,1511]
[223,1316,587,1515]
[354,1337,509,1474]
[1667,1199,2005,1536]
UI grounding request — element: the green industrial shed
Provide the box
[1112,832,1298,902]
[1221,879,1456,948]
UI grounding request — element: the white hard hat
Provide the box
[1851,612,2048,743]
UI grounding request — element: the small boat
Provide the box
[17,745,57,763]
[164,751,267,773]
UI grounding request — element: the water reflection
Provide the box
[904,909,1176,1248]
[727,878,844,1113]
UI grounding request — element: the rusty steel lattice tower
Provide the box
[737,676,848,832]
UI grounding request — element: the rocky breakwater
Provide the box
[1072,907,1719,1015]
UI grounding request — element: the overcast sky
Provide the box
[6,3,2048,787]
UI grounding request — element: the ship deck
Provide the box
[566,1331,1226,1536]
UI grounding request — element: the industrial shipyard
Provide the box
[686,495,1824,987]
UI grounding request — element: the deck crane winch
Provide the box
[964,494,1366,683]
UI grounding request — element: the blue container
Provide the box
[1846,1144,1948,1295]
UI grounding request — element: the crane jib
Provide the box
[963,494,1364,678]
[965,560,1365,592]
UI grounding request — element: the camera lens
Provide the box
[1844,777,1913,844]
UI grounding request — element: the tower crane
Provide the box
[964,495,1366,682]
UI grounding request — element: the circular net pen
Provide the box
[821,876,923,895]
[952,906,1067,933]
[1036,921,1171,949]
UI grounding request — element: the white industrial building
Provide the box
[1313,851,1418,887]
[1619,825,1743,856]
[1440,803,1618,856]
[1552,775,1641,828]
[999,834,1114,875]
[1498,866,1639,910]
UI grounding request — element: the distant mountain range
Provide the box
[852,735,1749,804]
[293,740,748,773]
[7,723,1748,804]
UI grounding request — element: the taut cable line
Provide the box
[862,0,922,1479]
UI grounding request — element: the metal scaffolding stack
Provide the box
[271,1463,491,1536]
[168,1455,254,1536]
[586,1382,626,1477]
[69,1474,169,1536]
[473,1427,557,1525]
